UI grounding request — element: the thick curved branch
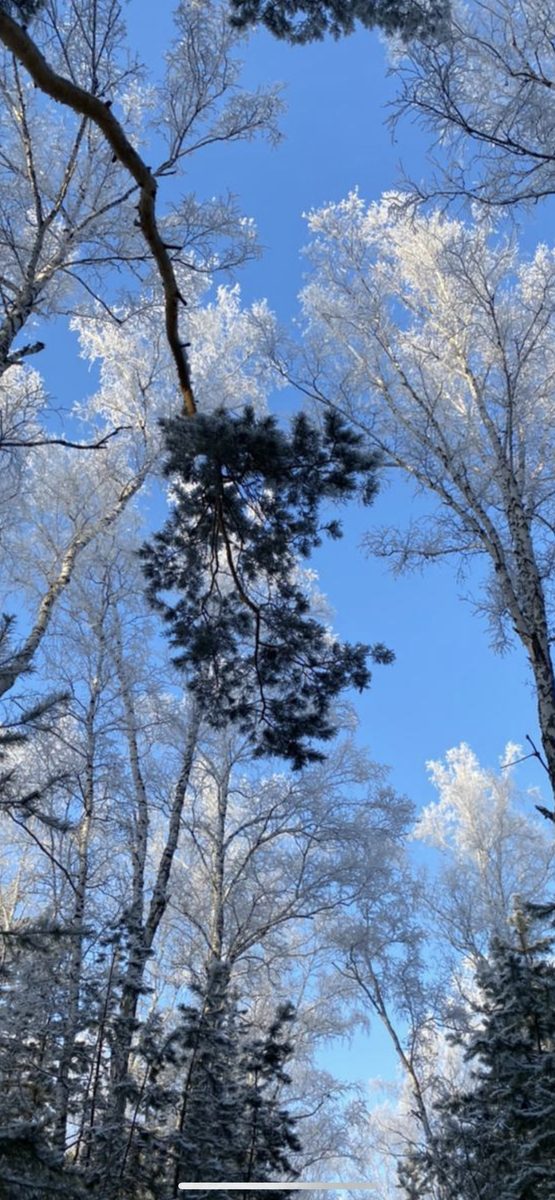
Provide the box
[0,10,197,415]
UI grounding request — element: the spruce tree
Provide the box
[0,921,84,1198]
[120,961,300,1199]
[168,965,299,1196]
[399,906,555,1200]
[141,406,392,769]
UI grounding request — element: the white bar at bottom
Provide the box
[178,1184,376,1191]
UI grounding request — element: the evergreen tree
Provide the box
[141,406,392,769]
[119,961,300,1199]
[171,966,299,1196]
[228,0,448,42]
[234,1002,301,1191]
[399,906,555,1200]
[0,920,84,1198]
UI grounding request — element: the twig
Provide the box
[525,733,550,775]
[1,425,131,450]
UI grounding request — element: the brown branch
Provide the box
[526,733,551,777]
[215,485,268,719]
[0,10,197,416]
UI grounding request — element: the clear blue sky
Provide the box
[42,3,548,1088]
[119,10,542,813]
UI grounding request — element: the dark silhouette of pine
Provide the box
[228,0,449,43]
[141,406,392,768]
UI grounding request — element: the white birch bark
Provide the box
[104,705,201,1194]
[52,673,99,1152]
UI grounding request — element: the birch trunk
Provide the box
[104,705,201,1194]
[348,955,451,1200]
[52,679,97,1153]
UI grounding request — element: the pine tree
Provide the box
[233,1002,301,1193]
[228,0,448,43]
[141,406,392,769]
[399,906,555,1200]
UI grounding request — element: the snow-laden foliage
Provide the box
[0,512,412,1195]
[300,192,555,799]
[340,741,555,1199]
[414,742,555,955]
[0,0,284,707]
[399,905,555,1199]
[3,0,555,1196]
[392,0,555,209]
[0,3,398,1191]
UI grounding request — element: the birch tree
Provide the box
[343,741,555,1198]
[0,0,282,701]
[0,492,411,1194]
[413,742,555,960]
[298,194,555,805]
[391,0,555,211]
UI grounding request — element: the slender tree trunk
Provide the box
[348,954,451,1200]
[52,684,97,1152]
[76,943,120,1167]
[208,757,232,963]
[104,707,201,1195]
[171,958,232,1199]
[171,753,232,1196]
[507,496,555,803]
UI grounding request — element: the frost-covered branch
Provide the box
[0,7,197,413]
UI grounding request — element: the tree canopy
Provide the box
[0,0,555,1197]
[400,906,555,1200]
[228,0,449,42]
[140,405,390,768]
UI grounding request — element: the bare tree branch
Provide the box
[0,424,131,450]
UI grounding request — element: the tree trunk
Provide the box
[104,707,201,1196]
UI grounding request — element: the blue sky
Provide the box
[119,7,546,812]
[149,10,548,1092]
[40,3,548,1089]
[190,20,543,804]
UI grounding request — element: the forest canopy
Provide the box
[0,0,554,1197]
